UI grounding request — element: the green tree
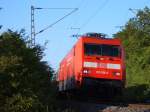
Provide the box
[114,7,150,101]
[0,30,56,112]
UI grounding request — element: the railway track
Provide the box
[57,94,150,112]
[59,100,150,112]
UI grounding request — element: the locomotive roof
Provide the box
[83,32,106,38]
[60,33,121,65]
[80,33,120,41]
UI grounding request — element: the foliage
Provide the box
[0,30,56,112]
[114,7,150,101]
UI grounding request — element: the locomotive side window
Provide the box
[84,43,120,57]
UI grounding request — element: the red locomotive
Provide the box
[57,33,126,96]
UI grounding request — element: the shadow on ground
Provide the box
[121,84,150,103]
[55,84,150,112]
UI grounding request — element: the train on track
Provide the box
[57,33,126,96]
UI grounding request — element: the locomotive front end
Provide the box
[80,34,126,95]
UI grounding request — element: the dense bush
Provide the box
[0,30,56,112]
[114,7,150,101]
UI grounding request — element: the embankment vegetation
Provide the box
[0,30,57,112]
[114,7,150,102]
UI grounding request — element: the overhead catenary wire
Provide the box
[129,8,139,15]
[69,0,110,38]
[30,6,78,47]
[35,8,78,36]
[115,9,130,30]
[34,7,77,10]
[71,0,86,26]
[115,7,141,31]
[68,0,85,37]
[80,0,110,29]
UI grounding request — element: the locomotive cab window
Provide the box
[84,43,121,57]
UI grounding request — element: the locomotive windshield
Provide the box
[84,43,120,57]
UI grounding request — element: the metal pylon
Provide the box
[31,6,35,47]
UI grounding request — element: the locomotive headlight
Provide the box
[83,69,90,74]
[83,70,88,74]
[113,72,121,76]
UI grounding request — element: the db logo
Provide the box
[96,71,108,74]
[97,63,107,68]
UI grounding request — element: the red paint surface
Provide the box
[57,35,126,90]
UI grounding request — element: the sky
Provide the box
[0,0,150,70]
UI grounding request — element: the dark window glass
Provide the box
[84,43,120,57]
